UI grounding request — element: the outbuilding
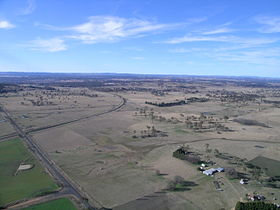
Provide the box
[203,168,217,176]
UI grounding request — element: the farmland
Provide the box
[249,156,280,177]
[0,73,280,209]
[23,198,77,210]
[0,138,58,207]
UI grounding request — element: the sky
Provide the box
[0,0,280,77]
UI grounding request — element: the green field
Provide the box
[0,138,59,207]
[23,198,77,210]
[249,156,280,177]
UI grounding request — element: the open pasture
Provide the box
[0,138,58,207]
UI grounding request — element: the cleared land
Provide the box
[0,138,58,207]
[0,88,120,130]
[45,89,280,209]
[1,75,280,209]
[249,156,280,177]
[22,198,77,210]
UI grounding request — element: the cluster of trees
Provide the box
[173,147,201,164]
[145,97,209,107]
[132,125,160,138]
[207,90,262,104]
[151,90,165,96]
[0,84,20,94]
[21,88,99,107]
[167,176,197,191]
[235,201,278,210]
[245,163,264,181]
[167,176,186,190]
[135,108,231,133]
[225,167,240,179]
[145,100,186,107]
[185,114,231,132]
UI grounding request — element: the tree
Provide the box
[146,126,151,133]
[225,167,238,179]
[204,143,210,152]
[224,115,229,122]
[252,167,262,181]
[151,126,156,136]
[155,169,161,176]
[167,180,176,190]
[174,176,185,184]
[198,121,203,129]
[214,149,220,155]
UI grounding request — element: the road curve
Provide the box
[26,94,126,134]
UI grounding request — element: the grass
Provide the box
[0,138,59,207]
[174,128,189,134]
[22,198,77,210]
[249,156,280,177]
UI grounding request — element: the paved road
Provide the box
[1,106,97,209]
[1,93,126,209]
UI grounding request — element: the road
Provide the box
[1,93,126,209]
[27,94,126,134]
[0,132,18,142]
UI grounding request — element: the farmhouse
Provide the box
[203,168,217,176]
[216,167,224,172]
[203,167,224,176]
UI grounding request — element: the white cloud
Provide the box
[208,48,280,65]
[170,47,209,53]
[180,45,280,65]
[202,27,234,35]
[69,16,176,43]
[28,38,67,52]
[20,0,36,15]
[164,34,279,47]
[41,16,179,44]
[169,48,191,53]
[164,35,235,44]
[0,20,15,29]
[255,16,280,33]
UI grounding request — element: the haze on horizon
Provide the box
[0,0,280,77]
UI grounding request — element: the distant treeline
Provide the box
[145,97,208,107]
[0,84,21,94]
[263,99,280,104]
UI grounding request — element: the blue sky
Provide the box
[0,0,280,77]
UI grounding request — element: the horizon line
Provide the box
[0,71,280,79]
